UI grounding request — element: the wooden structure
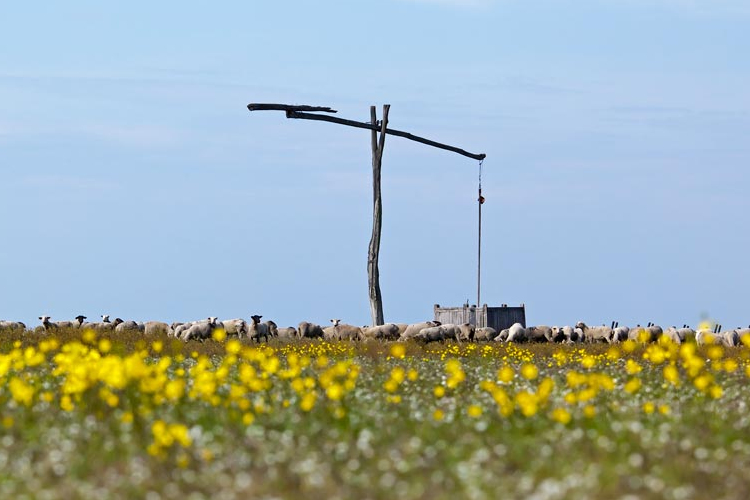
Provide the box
[247,103,486,326]
[434,303,526,331]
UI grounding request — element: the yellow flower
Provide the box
[515,390,538,417]
[663,364,680,385]
[243,413,255,425]
[694,374,712,391]
[98,338,112,354]
[433,386,446,398]
[169,423,192,447]
[383,379,399,393]
[583,405,596,418]
[226,340,242,355]
[624,378,641,393]
[467,405,483,418]
[300,392,317,411]
[723,359,738,373]
[709,385,723,399]
[390,367,406,384]
[643,402,655,414]
[407,369,419,381]
[390,344,406,359]
[659,404,671,415]
[326,384,344,401]
[9,377,35,407]
[433,409,445,421]
[212,328,227,342]
[520,363,538,381]
[551,407,571,424]
[580,356,595,369]
[626,359,642,375]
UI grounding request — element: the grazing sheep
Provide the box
[663,327,683,344]
[323,319,363,341]
[494,328,509,342]
[526,325,554,343]
[168,322,184,337]
[395,324,409,337]
[400,321,441,341]
[298,321,325,339]
[611,325,630,343]
[721,329,741,347]
[696,328,719,346]
[362,323,400,341]
[503,323,527,343]
[437,324,462,342]
[172,322,194,339]
[0,320,27,332]
[222,319,249,338]
[182,317,218,342]
[38,316,59,333]
[556,325,581,343]
[144,321,170,336]
[276,327,298,340]
[115,320,145,333]
[676,327,697,343]
[414,326,445,343]
[55,315,87,329]
[457,323,476,342]
[474,326,497,342]
[84,317,123,332]
[264,320,279,337]
[576,322,613,343]
[248,315,271,343]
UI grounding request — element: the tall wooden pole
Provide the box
[368,105,389,326]
[477,160,484,309]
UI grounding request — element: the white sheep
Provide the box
[0,320,27,331]
[55,315,87,329]
[456,323,476,342]
[222,319,249,338]
[474,326,497,342]
[324,319,363,341]
[144,321,171,336]
[526,325,554,343]
[400,321,441,341]
[576,322,612,343]
[504,323,527,343]
[248,315,271,343]
[298,321,324,339]
[414,326,445,343]
[115,320,145,333]
[182,317,218,342]
[264,320,279,337]
[276,326,298,340]
[611,325,630,343]
[721,329,741,347]
[362,323,400,341]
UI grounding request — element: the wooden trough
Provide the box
[434,303,526,332]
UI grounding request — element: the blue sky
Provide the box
[1,0,748,330]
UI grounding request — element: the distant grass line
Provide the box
[2,326,749,361]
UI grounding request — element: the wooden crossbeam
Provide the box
[247,103,486,161]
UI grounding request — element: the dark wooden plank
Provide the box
[247,103,337,113]
[285,110,486,161]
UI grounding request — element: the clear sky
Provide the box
[1,0,748,330]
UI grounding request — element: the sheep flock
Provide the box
[2,316,749,347]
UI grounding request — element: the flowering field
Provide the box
[2,329,750,500]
